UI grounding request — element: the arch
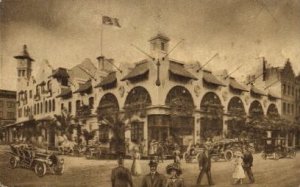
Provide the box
[200,92,222,107]
[249,100,264,117]
[200,92,224,140]
[97,93,119,120]
[165,86,194,116]
[267,103,279,117]
[227,96,246,115]
[124,86,151,115]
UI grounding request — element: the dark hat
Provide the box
[148,160,158,167]
[166,163,182,175]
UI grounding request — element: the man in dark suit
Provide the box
[141,160,167,187]
[243,146,255,184]
[196,146,214,186]
[111,157,133,187]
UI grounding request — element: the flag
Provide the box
[102,16,121,27]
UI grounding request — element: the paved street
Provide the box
[0,145,299,187]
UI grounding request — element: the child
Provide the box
[232,151,245,184]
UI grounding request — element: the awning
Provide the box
[56,87,72,98]
[95,72,117,88]
[268,91,281,99]
[37,116,53,121]
[50,68,69,79]
[251,86,267,96]
[169,61,198,80]
[203,71,225,86]
[74,80,92,93]
[121,61,149,81]
[229,78,248,92]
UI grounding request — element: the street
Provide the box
[0,145,299,187]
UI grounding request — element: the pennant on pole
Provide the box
[102,16,121,27]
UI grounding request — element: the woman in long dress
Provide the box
[131,147,142,176]
[232,151,246,184]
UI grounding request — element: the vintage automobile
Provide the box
[209,139,255,161]
[9,144,64,177]
[261,138,296,160]
[183,144,204,163]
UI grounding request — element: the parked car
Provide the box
[261,138,296,160]
[209,139,255,161]
[9,144,64,177]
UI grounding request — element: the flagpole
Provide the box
[101,16,103,56]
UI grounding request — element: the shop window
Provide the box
[131,122,144,143]
[287,103,290,114]
[99,125,109,142]
[291,104,294,114]
[283,84,286,95]
[29,90,32,98]
[0,101,3,108]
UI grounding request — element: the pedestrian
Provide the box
[174,149,181,165]
[232,151,245,184]
[131,146,142,176]
[166,163,184,187]
[111,157,133,187]
[149,140,156,157]
[242,146,255,184]
[141,160,167,187]
[196,145,214,186]
[156,143,164,163]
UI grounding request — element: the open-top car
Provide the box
[261,138,296,160]
[209,139,255,161]
[9,144,64,177]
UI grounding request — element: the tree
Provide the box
[54,108,77,141]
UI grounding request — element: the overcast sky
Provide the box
[1,0,300,90]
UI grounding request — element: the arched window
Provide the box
[267,104,279,118]
[249,100,264,117]
[227,97,245,116]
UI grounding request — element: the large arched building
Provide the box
[12,34,300,154]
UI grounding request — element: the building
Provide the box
[0,89,16,143]
[11,34,300,154]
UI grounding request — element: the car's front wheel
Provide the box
[35,162,47,177]
[9,157,18,169]
[224,150,233,161]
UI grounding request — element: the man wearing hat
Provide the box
[141,160,167,187]
[196,145,214,186]
[242,146,255,184]
[111,157,133,187]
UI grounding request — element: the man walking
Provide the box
[196,145,214,186]
[141,160,167,187]
[243,146,255,184]
[111,157,133,187]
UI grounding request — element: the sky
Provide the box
[1,0,300,90]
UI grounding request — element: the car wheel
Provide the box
[289,150,296,158]
[9,157,18,169]
[35,162,47,177]
[54,164,64,175]
[224,150,233,161]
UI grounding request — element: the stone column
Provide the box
[194,113,201,144]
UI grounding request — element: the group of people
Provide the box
[112,158,183,187]
[111,144,255,187]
